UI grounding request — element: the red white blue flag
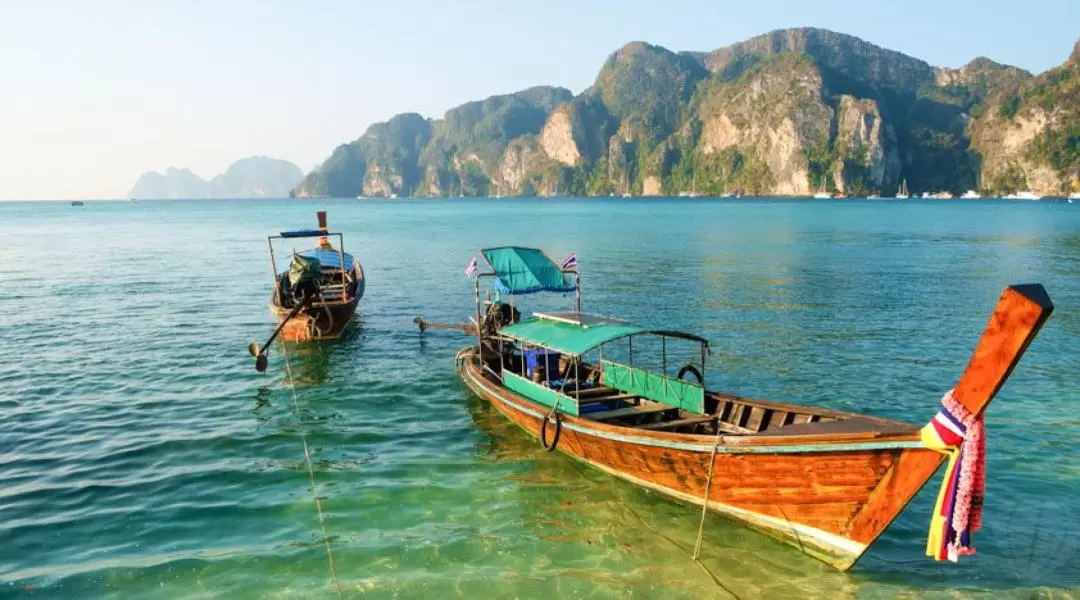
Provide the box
[464,256,478,276]
[560,252,577,270]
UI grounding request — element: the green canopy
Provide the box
[481,247,576,295]
[499,316,644,356]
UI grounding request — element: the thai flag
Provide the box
[464,256,478,276]
[561,252,577,271]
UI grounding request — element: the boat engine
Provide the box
[480,301,520,337]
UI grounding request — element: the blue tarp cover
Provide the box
[279,229,328,238]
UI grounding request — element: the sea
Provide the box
[1,197,1077,599]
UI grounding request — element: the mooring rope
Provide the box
[281,344,344,599]
[693,428,724,560]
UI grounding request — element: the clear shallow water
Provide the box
[1,198,1078,599]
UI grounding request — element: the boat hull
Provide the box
[270,296,360,341]
[458,356,943,570]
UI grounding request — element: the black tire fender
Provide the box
[540,412,561,452]
[677,363,703,384]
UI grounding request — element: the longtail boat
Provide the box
[445,246,1052,570]
[248,211,365,371]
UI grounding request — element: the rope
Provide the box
[693,427,724,560]
[281,343,344,599]
[623,503,741,599]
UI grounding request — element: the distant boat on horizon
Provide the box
[961,189,980,199]
[813,179,831,199]
[1003,191,1042,200]
[896,179,909,199]
[1067,192,1079,201]
[71,200,84,206]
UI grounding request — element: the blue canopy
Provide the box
[481,246,576,295]
[277,248,355,272]
[279,229,328,238]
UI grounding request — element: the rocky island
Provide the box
[295,28,1080,198]
[130,156,303,199]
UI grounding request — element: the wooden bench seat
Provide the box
[575,386,618,398]
[589,402,673,422]
[636,416,716,431]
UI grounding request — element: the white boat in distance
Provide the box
[1003,191,1042,200]
[961,190,980,199]
[895,179,909,199]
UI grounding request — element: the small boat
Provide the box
[440,247,1053,570]
[1068,192,1080,201]
[867,194,881,199]
[896,179,909,199]
[249,211,365,371]
[935,191,954,200]
[70,200,84,206]
[1003,191,1042,200]
[961,189,980,199]
[813,180,831,199]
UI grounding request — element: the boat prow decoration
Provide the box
[450,250,1053,570]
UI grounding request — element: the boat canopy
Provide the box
[278,229,330,238]
[499,311,708,357]
[481,246,577,295]
[276,248,355,272]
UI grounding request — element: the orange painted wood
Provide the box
[952,284,1054,416]
[459,284,1053,568]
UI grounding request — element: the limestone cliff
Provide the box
[969,42,1080,195]
[130,157,303,199]
[296,29,1076,198]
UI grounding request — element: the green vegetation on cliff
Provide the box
[295,28,1079,198]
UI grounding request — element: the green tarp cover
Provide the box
[503,372,580,416]
[499,317,644,356]
[601,360,705,414]
[288,254,321,287]
[481,247,576,295]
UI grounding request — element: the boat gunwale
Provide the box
[460,357,923,451]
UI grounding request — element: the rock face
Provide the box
[539,106,581,167]
[833,96,901,193]
[297,28,1078,197]
[969,44,1080,195]
[130,157,302,199]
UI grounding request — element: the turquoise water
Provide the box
[1,198,1078,599]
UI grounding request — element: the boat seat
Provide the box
[320,285,348,298]
[575,386,618,398]
[589,402,674,422]
[636,416,716,431]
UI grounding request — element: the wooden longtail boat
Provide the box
[266,211,365,343]
[451,247,1053,570]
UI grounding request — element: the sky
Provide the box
[0,0,1077,200]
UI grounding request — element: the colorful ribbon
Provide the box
[920,389,986,562]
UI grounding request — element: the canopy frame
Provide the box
[471,247,582,370]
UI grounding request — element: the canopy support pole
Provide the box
[574,271,581,313]
[474,275,483,368]
[662,335,669,399]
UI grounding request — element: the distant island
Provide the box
[295,28,1080,199]
[130,156,303,199]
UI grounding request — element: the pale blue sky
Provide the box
[1,0,1076,200]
